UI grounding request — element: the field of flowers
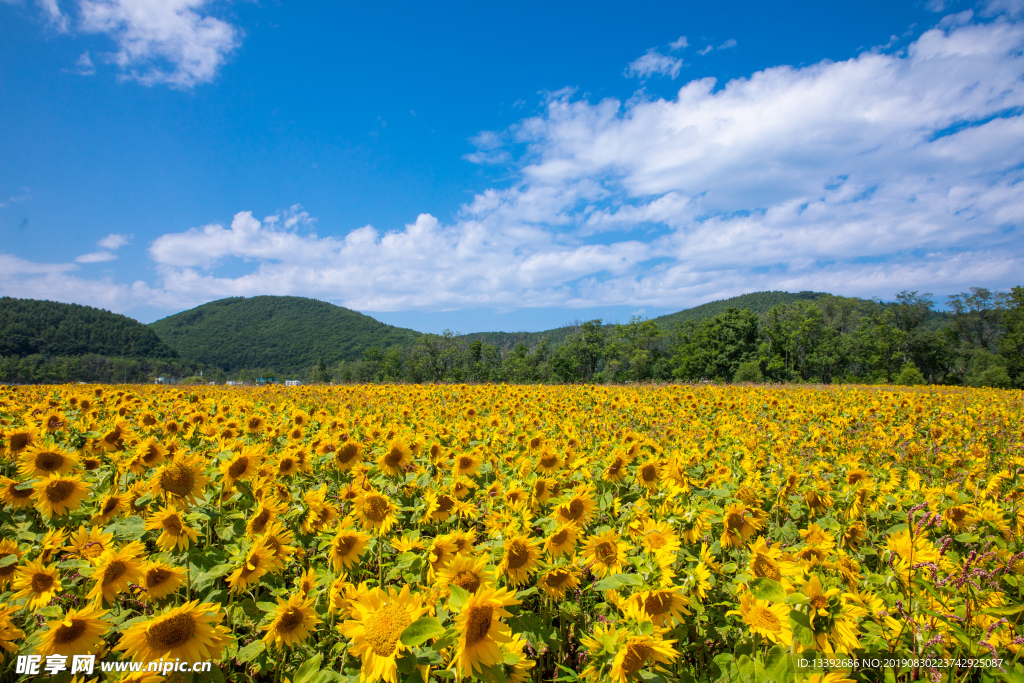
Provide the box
[0,383,1022,683]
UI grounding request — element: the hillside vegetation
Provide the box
[0,297,178,359]
[148,296,423,377]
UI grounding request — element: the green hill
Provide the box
[0,297,178,359]
[651,290,831,328]
[148,296,423,376]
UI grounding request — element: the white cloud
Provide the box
[97,232,129,249]
[36,0,68,31]
[669,35,688,50]
[78,0,240,88]
[625,49,683,79]
[69,50,96,75]
[75,251,117,263]
[718,38,737,49]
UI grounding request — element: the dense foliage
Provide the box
[0,298,178,360]
[333,288,1020,388]
[148,296,423,377]
[0,382,1021,683]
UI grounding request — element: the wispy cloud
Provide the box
[68,51,96,75]
[625,48,683,79]
[669,35,688,50]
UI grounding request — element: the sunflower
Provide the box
[116,600,232,661]
[246,499,283,536]
[679,508,711,544]
[635,459,661,492]
[609,632,679,683]
[137,561,185,603]
[537,567,581,600]
[0,476,36,509]
[34,473,91,518]
[3,427,40,457]
[534,449,561,474]
[638,519,680,555]
[260,520,298,571]
[581,530,632,579]
[553,488,597,527]
[149,452,209,507]
[88,544,144,606]
[727,593,792,647]
[12,558,62,609]
[452,586,521,679]
[498,532,542,587]
[352,488,398,535]
[501,633,537,683]
[799,575,861,654]
[627,588,690,628]
[99,420,131,452]
[330,524,371,574]
[19,444,78,478]
[332,440,363,471]
[747,537,796,586]
[531,477,556,506]
[262,593,321,650]
[295,567,319,597]
[339,584,426,683]
[0,603,25,653]
[227,540,275,593]
[720,502,764,550]
[423,490,461,524]
[452,453,480,477]
[66,525,114,563]
[36,604,110,657]
[135,436,167,468]
[146,505,200,552]
[91,491,127,525]
[378,438,412,476]
[435,554,494,597]
[220,447,262,487]
[545,524,579,559]
[38,528,67,563]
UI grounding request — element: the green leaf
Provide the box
[400,617,446,647]
[763,645,795,683]
[980,604,1024,617]
[788,610,814,647]
[448,585,469,610]
[0,555,18,568]
[431,628,459,653]
[749,578,786,602]
[593,573,644,591]
[235,640,265,663]
[293,653,322,683]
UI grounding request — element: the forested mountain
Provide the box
[148,296,423,377]
[652,290,831,327]
[0,298,177,358]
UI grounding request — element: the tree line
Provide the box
[318,287,1024,388]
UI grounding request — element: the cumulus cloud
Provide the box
[78,0,240,87]
[625,49,683,79]
[97,232,129,249]
[37,0,69,31]
[69,50,96,75]
[75,251,117,263]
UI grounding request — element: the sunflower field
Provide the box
[0,383,1022,683]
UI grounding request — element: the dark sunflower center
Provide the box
[565,499,585,521]
[227,458,249,479]
[160,464,196,497]
[162,515,183,536]
[436,495,454,512]
[251,509,271,534]
[458,457,473,470]
[366,604,410,657]
[103,560,127,585]
[336,444,359,463]
[35,451,64,472]
[9,433,31,451]
[752,554,781,581]
[453,570,480,593]
[146,613,196,649]
[384,447,405,467]
[546,571,569,588]
[146,567,171,588]
[644,593,670,615]
[54,619,86,644]
[335,536,357,557]
[623,644,652,675]
[506,541,530,569]
[9,483,32,499]
[102,497,120,514]
[641,464,657,482]
[596,541,616,562]
[551,529,569,546]
[31,572,54,593]
[278,606,304,632]
[45,480,75,503]
[364,496,389,522]
[464,604,493,648]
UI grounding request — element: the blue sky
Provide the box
[2,0,1023,333]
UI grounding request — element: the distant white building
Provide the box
[285,379,301,386]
